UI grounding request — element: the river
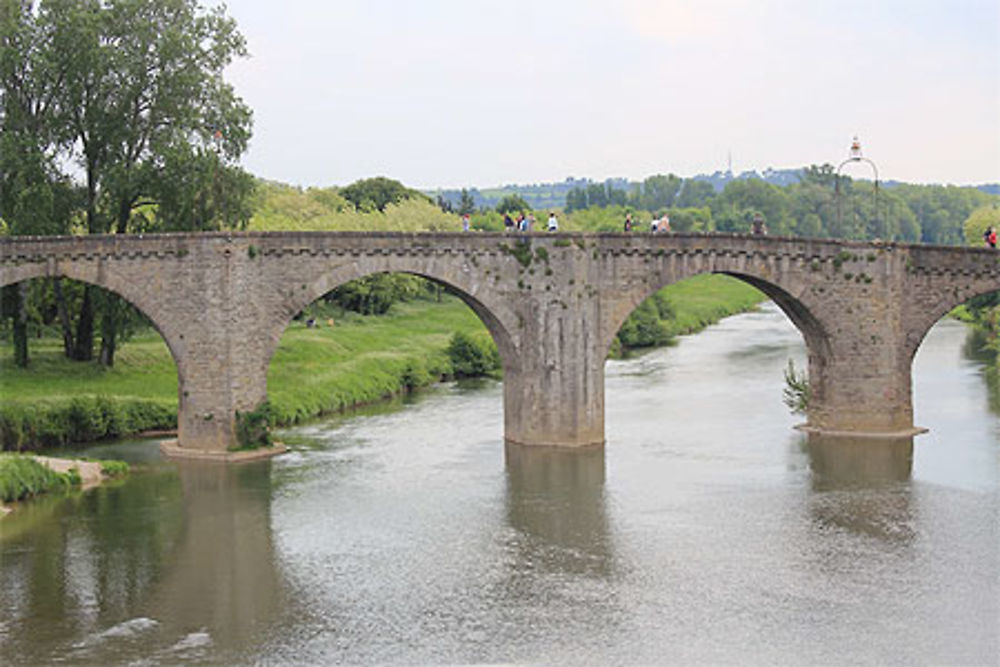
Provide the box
[1,302,997,664]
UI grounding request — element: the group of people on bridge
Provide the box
[459,209,772,236]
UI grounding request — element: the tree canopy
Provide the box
[0,0,254,366]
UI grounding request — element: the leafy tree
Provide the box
[565,186,588,213]
[325,274,424,315]
[666,207,712,233]
[26,0,255,365]
[675,179,716,208]
[798,164,838,188]
[0,0,78,366]
[457,188,475,216]
[637,174,682,212]
[711,178,791,234]
[585,183,608,208]
[340,176,427,212]
[963,205,1000,247]
[495,194,531,215]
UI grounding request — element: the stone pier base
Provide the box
[159,440,287,463]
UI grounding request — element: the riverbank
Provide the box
[0,454,108,516]
[1,274,763,448]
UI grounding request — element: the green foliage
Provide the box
[617,299,672,350]
[99,459,129,478]
[234,401,273,450]
[665,207,712,232]
[962,205,1000,246]
[496,194,532,215]
[447,331,501,378]
[248,183,458,232]
[0,397,175,451]
[325,274,426,315]
[675,179,716,208]
[782,359,810,415]
[1,0,255,369]
[339,177,429,212]
[0,454,80,503]
[499,239,534,268]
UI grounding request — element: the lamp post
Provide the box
[835,135,880,238]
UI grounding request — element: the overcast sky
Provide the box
[219,0,1000,189]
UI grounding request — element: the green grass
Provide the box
[658,274,763,335]
[1,275,763,447]
[0,454,80,502]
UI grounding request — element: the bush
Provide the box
[782,359,810,415]
[447,331,501,378]
[617,299,672,350]
[99,459,130,478]
[234,401,273,450]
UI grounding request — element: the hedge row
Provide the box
[0,396,175,452]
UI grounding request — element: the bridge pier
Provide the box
[801,315,925,438]
[502,294,606,448]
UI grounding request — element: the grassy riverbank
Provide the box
[0,454,80,503]
[1,274,763,449]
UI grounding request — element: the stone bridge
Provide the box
[3,231,998,458]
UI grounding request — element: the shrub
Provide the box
[447,332,501,378]
[234,401,273,450]
[617,299,672,349]
[783,359,810,415]
[99,459,130,478]
[0,398,175,451]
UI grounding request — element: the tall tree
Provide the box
[36,0,254,365]
[0,0,76,365]
[457,188,475,216]
[638,174,682,212]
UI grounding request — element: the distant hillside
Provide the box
[427,169,1000,211]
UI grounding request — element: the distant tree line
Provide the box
[561,165,996,244]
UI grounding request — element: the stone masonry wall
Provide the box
[4,232,1000,452]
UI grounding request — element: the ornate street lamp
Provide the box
[835,135,880,238]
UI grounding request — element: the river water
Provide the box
[1,302,997,664]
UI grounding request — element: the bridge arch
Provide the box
[258,262,522,405]
[904,282,1000,365]
[602,269,831,363]
[0,261,186,378]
